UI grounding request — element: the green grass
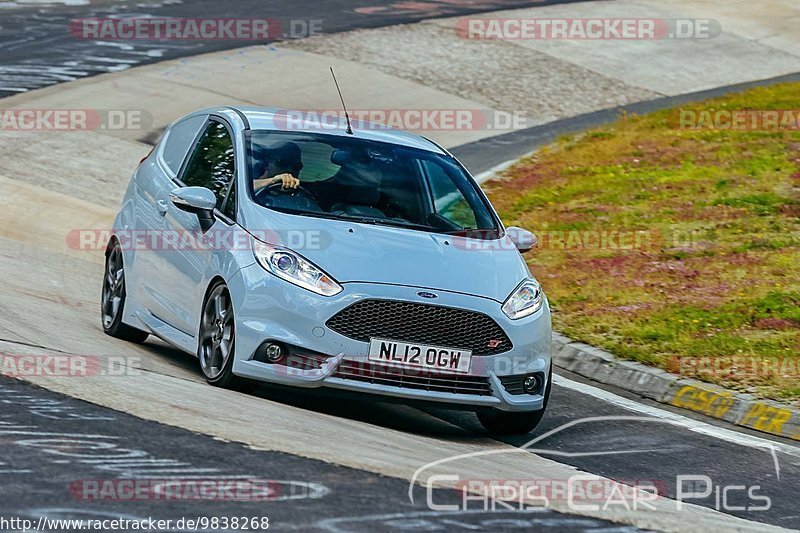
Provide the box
[485,82,800,404]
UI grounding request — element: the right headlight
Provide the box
[502,279,544,319]
[253,239,342,297]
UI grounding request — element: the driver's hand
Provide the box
[274,173,300,189]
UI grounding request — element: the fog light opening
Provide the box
[265,343,284,363]
[523,374,540,394]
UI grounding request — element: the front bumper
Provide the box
[229,263,552,412]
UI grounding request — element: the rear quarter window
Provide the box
[160,115,208,176]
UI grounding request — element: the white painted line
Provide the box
[0,461,32,474]
[553,373,800,459]
[0,431,118,438]
[473,156,526,184]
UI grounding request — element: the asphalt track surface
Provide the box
[0,0,588,98]
[248,374,800,529]
[1,376,639,532]
[2,363,798,529]
[1,1,799,532]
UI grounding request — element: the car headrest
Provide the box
[347,182,380,206]
[330,149,351,167]
[334,163,381,206]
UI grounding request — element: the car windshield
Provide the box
[245,130,500,235]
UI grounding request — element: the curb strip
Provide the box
[551,332,800,442]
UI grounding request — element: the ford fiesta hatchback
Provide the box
[102,106,552,434]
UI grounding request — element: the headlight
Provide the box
[253,240,342,296]
[502,279,543,319]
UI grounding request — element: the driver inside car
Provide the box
[252,141,303,190]
[251,142,392,220]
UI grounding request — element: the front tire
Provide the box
[101,241,149,343]
[198,281,239,388]
[477,365,552,435]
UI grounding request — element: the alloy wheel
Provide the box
[101,246,125,329]
[199,284,235,380]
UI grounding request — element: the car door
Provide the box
[144,117,238,336]
[137,114,207,315]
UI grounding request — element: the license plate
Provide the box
[368,338,472,374]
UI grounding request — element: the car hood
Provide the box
[244,208,531,302]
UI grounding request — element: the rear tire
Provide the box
[478,365,552,435]
[101,241,149,344]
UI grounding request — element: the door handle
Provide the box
[156,199,169,216]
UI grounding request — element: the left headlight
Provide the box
[502,279,544,319]
[253,240,343,297]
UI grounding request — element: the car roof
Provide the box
[189,106,446,154]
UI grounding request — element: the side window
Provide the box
[181,120,235,210]
[421,160,478,229]
[161,115,207,176]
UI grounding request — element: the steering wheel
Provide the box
[254,181,320,211]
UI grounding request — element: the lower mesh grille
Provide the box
[332,361,493,396]
[284,352,329,370]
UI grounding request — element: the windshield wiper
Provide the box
[339,215,438,232]
[442,228,501,237]
[270,208,340,221]
[268,209,458,234]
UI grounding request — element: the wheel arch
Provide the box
[203,275,228,302]
[105,234,119,256]
[197,275,230,338]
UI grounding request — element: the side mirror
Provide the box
[506,226,537,253]
[170,186,216,232]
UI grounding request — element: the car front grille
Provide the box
[332,360,494,396]
[325,299,512,355]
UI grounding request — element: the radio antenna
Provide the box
[330,67,353,135]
